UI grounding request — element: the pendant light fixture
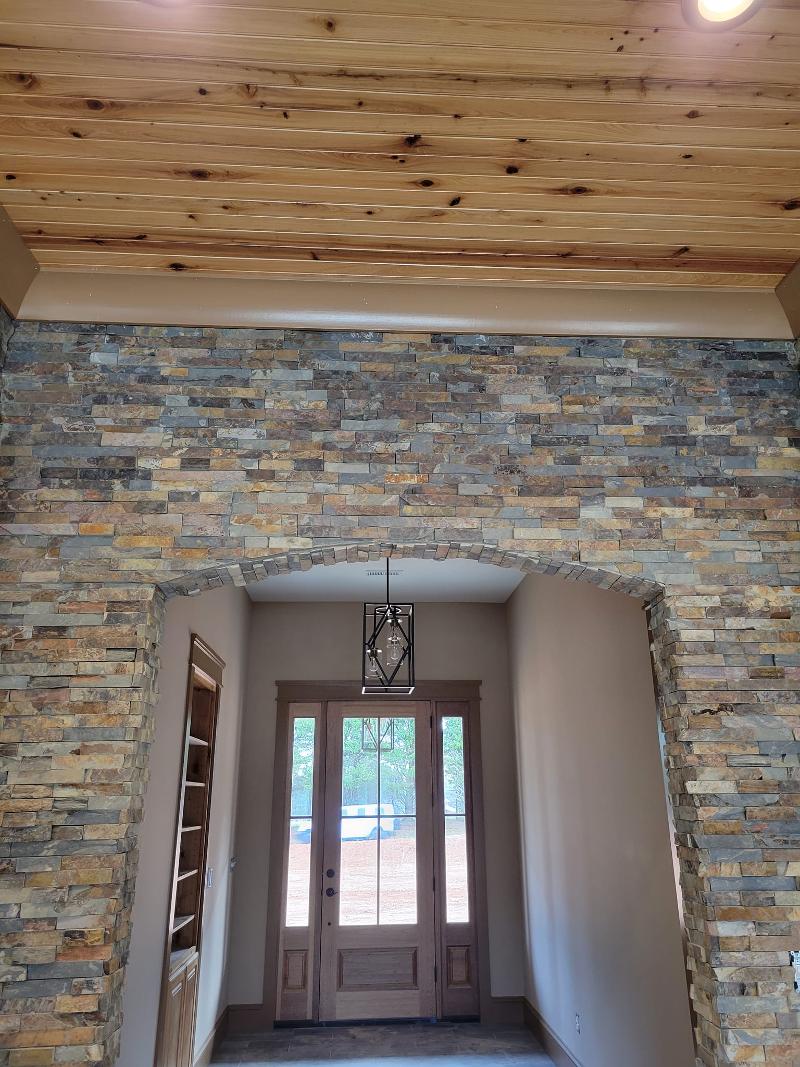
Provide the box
[362,559,415,695]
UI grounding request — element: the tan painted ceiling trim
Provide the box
[0,206,39,318]
[16,269,794,339]
[775,260,800,339]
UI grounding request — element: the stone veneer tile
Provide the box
[0,318,798,1067]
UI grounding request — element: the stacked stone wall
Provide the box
[0,322,797,1065]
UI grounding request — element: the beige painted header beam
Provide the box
[0,206,39,318]
[776,260,800,339]
[16,269,795,340]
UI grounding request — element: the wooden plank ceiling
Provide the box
[0,0,798,289]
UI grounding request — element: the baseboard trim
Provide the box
[193,1006,229,1067]
[484,995,525,1026]
[522,1000,582,1067]
[226,1001,270,1035]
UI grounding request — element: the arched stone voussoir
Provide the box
[157,539,664,605]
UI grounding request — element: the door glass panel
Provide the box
[342,716,379,807]
[286,717,316,927]
[379,819,417,924]
[339,716,418,927]
[441,717,469,923]
[339,824,379,926]
[442,716,465,814]
[444,816,469,923]
[379,717,416,815]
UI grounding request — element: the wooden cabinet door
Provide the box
[156,970,185,1067]
[178,956,199,1067]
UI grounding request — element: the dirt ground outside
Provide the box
[285,819,468,926]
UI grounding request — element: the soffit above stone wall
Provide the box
[0,0,798,335]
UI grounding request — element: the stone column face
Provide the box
[0,322,797,1067]
[0,584,163,1065]
[649,588,799,1066]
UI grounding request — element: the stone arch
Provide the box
[157,539,664,603]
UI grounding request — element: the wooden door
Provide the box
[178,955,199,1067]
[156,968,185,1067]
[318,702,436,1021]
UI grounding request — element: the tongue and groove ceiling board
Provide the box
[0,0,798,329]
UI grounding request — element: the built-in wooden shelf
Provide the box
[159,634,223,1067]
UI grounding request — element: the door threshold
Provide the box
[275,1017,440,1028]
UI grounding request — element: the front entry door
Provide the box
[319,702,436,1021]
[271,686,483,1026]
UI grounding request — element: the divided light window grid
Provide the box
[339,716,417,926]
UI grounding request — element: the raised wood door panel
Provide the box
[319,702,436,1021]
[178,956,199,1067]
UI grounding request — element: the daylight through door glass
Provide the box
[285,716,315,926]
[339,716,417,926]
[442,716,470,923]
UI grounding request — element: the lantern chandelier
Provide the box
[361,559,415,696]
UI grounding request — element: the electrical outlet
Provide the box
[575,1013,581,1035]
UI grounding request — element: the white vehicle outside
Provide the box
[292,803,396,842]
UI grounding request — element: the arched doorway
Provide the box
[121,541,697,1067]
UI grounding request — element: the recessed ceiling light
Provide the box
[683,0,761,28]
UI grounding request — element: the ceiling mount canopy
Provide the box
[682,0,762,28]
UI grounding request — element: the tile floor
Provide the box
[211,1022,554,1066]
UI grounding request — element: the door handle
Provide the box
[325,887,337,897]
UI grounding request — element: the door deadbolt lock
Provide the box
[325,887,336,897]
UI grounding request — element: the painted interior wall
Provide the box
[227,600,526,1007]
[507,574,695,1067]
[118,586,251,1067]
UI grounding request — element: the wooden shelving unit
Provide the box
[166,656,220,959]
[156,635,224,1067]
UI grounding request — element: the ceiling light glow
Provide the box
[683,0,761,27]
[699,0,756,19]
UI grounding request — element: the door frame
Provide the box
[260,681,490,1029]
